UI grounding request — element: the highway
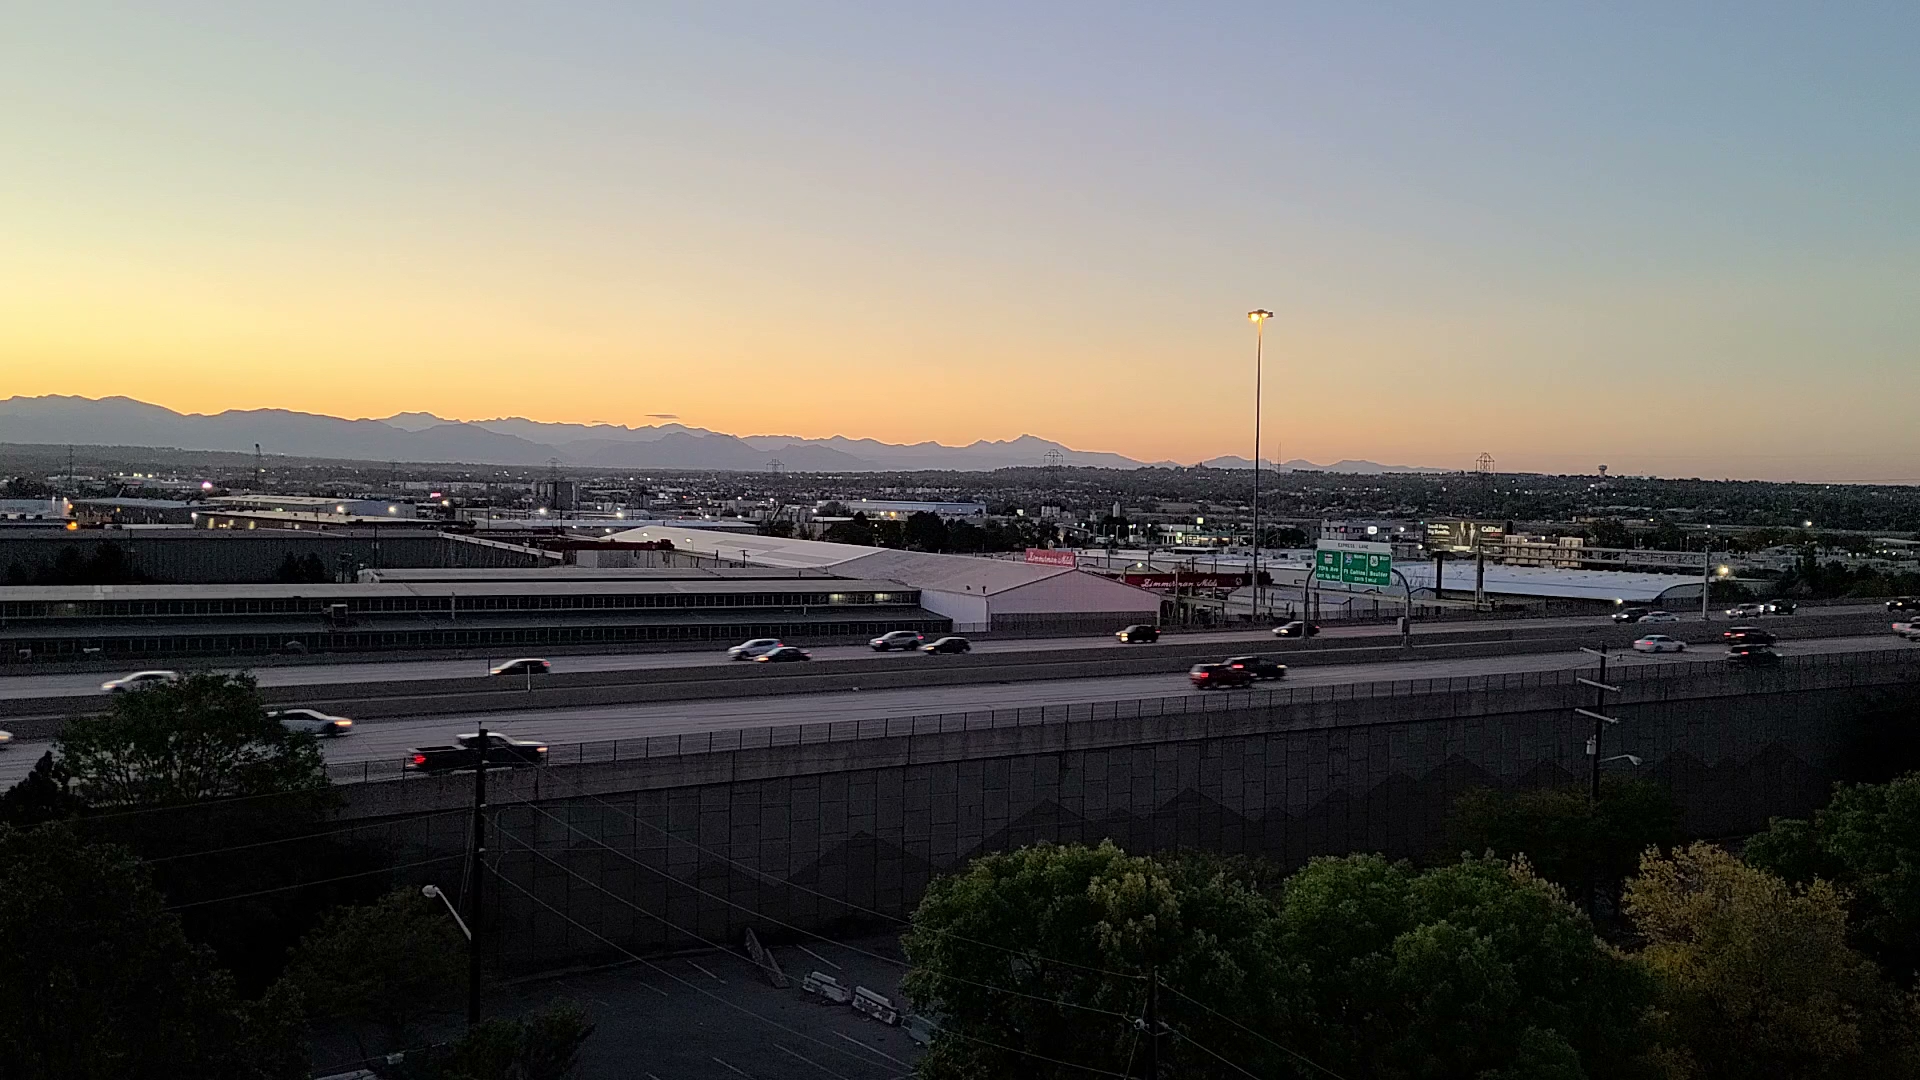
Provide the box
[3,631,1905,786]
[0,606,1885,701]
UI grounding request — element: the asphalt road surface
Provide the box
[0,607,1880,701]
[6,633,1903,786]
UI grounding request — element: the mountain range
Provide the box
[0,395,1446,474]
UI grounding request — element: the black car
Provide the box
[1727,643,1782,666]
[1189,663,1252,690]
[1612,607,1650,623]
[1224,656,1288,681]
[1116,624,1159,644]
[1889,598,1920,611]
[922,636,972,655]
[869,630,925,651]
[755,646,811,663]
[1272,621,1320,638]
[1723,626,1776,646]
[407,732,549,773]
[1763,599,1797,614]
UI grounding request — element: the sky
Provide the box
[2,3,1916,480]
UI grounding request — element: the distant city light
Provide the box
[200,480,213,490]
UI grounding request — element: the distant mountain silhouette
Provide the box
[1195,454,1448,474]
[0,395,1443,474]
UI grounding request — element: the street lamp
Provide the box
[422,884,477,1029]
[1247,309,1272,623]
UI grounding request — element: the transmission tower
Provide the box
[1475,452,1495,475]
[1044,449,1063,471]
[767,459,785,475]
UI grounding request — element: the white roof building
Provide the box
[609,525,1159,633]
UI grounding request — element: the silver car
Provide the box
[727,638,785,660]
[269,708,354,736]
[100,670,181,693]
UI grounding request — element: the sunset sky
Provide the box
[3,4,1916,479]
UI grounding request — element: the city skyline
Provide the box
[4,4,1916,480]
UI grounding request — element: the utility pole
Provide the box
[1576,648,1623,915]
[1140,965,1162,1079]
[1248,310,1272,624]
[465,724,489,1029]
[1701,548,1712,623]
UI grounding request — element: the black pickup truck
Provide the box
[407,732,549,774]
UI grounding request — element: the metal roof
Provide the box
[0,578,915,602]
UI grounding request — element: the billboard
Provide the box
[1314,539,1393,588]
[1424,520,1505,553]
[1025,548,1078,568]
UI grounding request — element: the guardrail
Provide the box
[323,646,1920,786]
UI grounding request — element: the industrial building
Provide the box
[0,568,944,665]
[610,525,1159,635]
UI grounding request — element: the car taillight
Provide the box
[410,753,427,765]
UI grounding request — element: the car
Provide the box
[1723,626,1776,646]
[1189,663,1252,690]
[1726,643,1782,666]
[727,638,785,660]
[101,670,181,693]
[1892,620,1920,640]
[1725,603,1766,618]
[1116,624,1160,644]
[407,732,549,773]
[1890,598,1920,611]
[0,730,11,750]
[269,708,354,736]
[1272,621,1320,638]
[1638,611,1680,624]
[869,630,925,651]
[1224,655,1288,680]
[1763,599,1797,614]
[1612,606,1651,623]
[754,646,811,663]
[487,657,551,677]
[922,636,973,655]
[1632,635,1687,654]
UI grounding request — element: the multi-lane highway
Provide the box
[2,631,1906,786]
[0,607,1886,701]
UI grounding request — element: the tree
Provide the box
[0,822,308,1080]
[1625,843,1920,1080]
[904,510,949,551]
[902,841,1293,1080]
[2,475,55,498]
[1592,518,1633,549]
[0,750,84,827]
[285,888,470,1051]
[1273,853,1654,1079]
[1446,779,1681,908]
[57,672,327,806]
[1746,771,1920,974]
[822,511,875,546]
[1260,525,1308,548]
[377,1003,595,1080]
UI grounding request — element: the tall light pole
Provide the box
[1248,309,1272,624]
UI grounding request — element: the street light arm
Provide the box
[422,884,473,941]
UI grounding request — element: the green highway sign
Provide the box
[1315,540,1393,588]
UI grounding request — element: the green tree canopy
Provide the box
[285,887,470,1050]
[1746,771,1920,974]
[1626,842,1920,1080]
[0,822,307,1080]
[376,1003,594,1080]
[57,672,327,806]
[0,750,83,827]
[1446,779,1681,906]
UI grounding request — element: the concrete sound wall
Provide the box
[339,650,1920,973]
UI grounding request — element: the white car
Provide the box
[101,670,181,693]
[1725,603,1766,618]
[727,638,785,660]
[1633,635,1687,654]
[269,708,354,736]
[0,730,11,750]
[1893,621,1920,640]
[1637,611,1680,624]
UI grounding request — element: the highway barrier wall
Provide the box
[333,647,1920,973]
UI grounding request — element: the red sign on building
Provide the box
[1025,548,1078,568]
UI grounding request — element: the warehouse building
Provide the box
[610,525,1159,635]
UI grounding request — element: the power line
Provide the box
[162,854,465,910]
[1164,1023,1266,1080]
[143,807,468,863]
[511,800,1133,1020]
[1159,985,1349,1080]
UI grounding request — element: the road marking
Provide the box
[687,959,724,982]
[795,944,842,970]
[712,1056,753,1076]
[834,1031,912,1067]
